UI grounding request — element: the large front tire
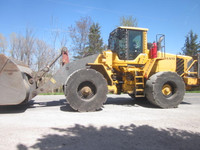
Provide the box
[65,69,108,112]
[145,72,185,108]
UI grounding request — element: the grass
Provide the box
[186,91,200,93]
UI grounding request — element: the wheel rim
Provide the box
[162,83,173,97]
[77,81,96,100]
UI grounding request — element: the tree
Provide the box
[9,32,25,60]
[34,39,55,72]
[182,30,200,56]
[69,16,92,59]
[120,16,138,27]
[0,33,7,54]
[49,16,68,71]
[50,16,68,50]
[23,28,35,66]
[87,23,104,55]
[9,27,35,67]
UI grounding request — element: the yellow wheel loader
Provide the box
[0,26,200,112]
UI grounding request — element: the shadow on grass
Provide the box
[17,124,200,150]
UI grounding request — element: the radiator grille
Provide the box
[176,58,184,75]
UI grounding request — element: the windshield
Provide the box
[108,28,143,60]
[128,30,143,59]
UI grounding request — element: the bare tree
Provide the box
[9,27,35,67]
[50,16,68,49]
[69,16,92,59]
[0,33,7,54]
[120,16,138,27]
[50,16,59,51]
[24,28,35,66]
[50,16,68,69]
[9,32,25,60]
[34,39,54,71]
[59,31,68,48]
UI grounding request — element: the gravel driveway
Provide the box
[0,93,200,150]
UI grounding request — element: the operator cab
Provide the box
[108,26,148,60]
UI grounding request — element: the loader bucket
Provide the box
[0,54,34,105]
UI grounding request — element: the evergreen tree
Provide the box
[87,23,104,55]
[182,30,200,56]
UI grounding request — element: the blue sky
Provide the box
[0,0,200,54]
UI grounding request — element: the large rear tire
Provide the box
[65,69,108,112]
[145,72,185,108]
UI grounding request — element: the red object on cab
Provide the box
[150,42,157,58]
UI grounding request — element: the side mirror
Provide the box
[158,36,164,43]
[156,34,165,51]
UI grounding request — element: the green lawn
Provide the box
[186,91,200,93]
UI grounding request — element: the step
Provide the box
[135,95,145,97]
[135,82,144,85]
[135,89,144,92]
[135,76,143,78]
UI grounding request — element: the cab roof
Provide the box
[118,26,149,31]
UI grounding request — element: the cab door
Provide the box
[127,30,143,60]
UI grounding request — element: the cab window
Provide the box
[128,30,143,60]
[108,29,127,60]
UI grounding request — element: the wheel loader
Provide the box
[0,26,200,112]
